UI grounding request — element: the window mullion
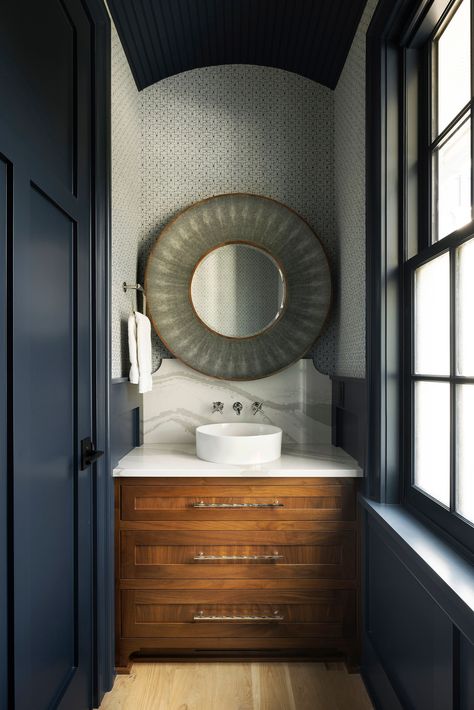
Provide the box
[403,261,414,499]
[450,247,456,512]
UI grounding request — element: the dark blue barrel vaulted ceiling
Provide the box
[107,0,368,91]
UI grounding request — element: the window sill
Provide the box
[359,495,474,644]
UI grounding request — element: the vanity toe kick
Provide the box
[115,477,360,666]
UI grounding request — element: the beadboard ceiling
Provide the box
[107,0,368,91]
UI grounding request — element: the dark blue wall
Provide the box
[331,376,366,469]
[459,634,474,709]
[110,379,141,468]
[361,506,474,710]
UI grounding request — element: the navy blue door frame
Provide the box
[0,2,112,708]
[88,1,114,705]
[0,148,12,710]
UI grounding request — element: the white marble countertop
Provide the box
[113,443,363,477]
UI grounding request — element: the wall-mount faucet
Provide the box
[212,401,262,416]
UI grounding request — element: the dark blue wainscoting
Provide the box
[361,503,474,710]
[331,376,366,469]
[459,633,474,708]
[110,379,141,468]
[366,518,453,709]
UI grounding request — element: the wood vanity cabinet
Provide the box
[115,477,360,669]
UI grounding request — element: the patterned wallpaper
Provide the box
[138,65,336,375]
[111,3,377,379]
[334,0,379,378]
[111,24,141,378]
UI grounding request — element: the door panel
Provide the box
[16,188,77,708]
[0,1,76,190]
[0,1,96,709]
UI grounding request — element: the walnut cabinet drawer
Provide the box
[121,589,356,641]
[120,529,356,580]
[120,480,355,522]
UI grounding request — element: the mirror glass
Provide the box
[190,243,286,338]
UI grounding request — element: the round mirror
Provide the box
[190,243,286,338]
[145,193,332,380]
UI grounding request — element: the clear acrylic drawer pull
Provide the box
[194,551,283,561]
[194,610,283,622]
[193,500,283,508]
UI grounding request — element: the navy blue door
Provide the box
[0,1,96,708]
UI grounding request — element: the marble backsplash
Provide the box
[142,359,331,445]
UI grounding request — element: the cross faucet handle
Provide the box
[212,401,224,414]
[252,401,263,415]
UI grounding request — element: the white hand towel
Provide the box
[135,311,153,394]
[128,314,139,384]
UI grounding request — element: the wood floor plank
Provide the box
[167,662,213,710]
[342,674,374,710]
[291,663,373,710]
[168,662,254,710]
[251,663,295,710]
[207,662,254,710]
[98,661,373,710]
[289,662,344,710]
[98,664,172,710]
[97,672,135,710]
[283,664,297,710]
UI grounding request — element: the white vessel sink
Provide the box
[196,423,282,465]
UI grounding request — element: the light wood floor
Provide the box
[98,662,373,710]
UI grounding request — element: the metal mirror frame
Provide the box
[145,193,332,380]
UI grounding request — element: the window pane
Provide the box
[435,0,471,135]
[414,381,450,507]
[434,117,472,241]
[415,252,450,375]
[456,385,474,523]
[456,238,474,375]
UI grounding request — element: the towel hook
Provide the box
[123,282,147,315]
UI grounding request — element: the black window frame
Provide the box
[366,0,474,559]
[403,0,474,554]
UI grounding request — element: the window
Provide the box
[432,0,472,241]
[404,0,474,549]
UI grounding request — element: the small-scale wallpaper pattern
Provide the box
[333,0,379,378]
[111,24,141,378]
[138,64,336,375]
[111,3,376,379]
